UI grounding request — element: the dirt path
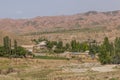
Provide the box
[62,63,117,73]
[91,65,116,72]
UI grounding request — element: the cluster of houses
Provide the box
[21,41,98,61]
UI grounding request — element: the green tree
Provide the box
[112,37,120,64]
[3,36,11,56]
[46,41,54,50]
[98,37,113,64]
[15,46,28,57]
[14,40,17,49]
[65,43,70,51]
[13,40,18,56]
[80,42,89,52]
[71,40,77,52]
[89,44,99,59]
[54,41,65,53]
[0,46,5,56]
[56,41,63,49]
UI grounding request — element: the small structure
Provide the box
[33,41,47,53]
[70,51,98,62]
[59,51,98,62]
[71,52,90,59]
[58,51,90,59]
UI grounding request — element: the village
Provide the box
[21,39,98,63]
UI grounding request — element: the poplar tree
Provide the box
[98,37,112,64]
[3,36,11,55]
[113,37,120,64]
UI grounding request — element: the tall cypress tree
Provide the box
[113,37,120,64]
[14,40,17,50]
[14,40,17,56]
[71,40,77,52]
[3,36,11,55]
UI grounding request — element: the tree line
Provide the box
[33,37,120,64]
[0,36,32,58]
[32,38,89,54]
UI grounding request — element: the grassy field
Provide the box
[0,58,120,80]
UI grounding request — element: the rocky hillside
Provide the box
[0,10,120,44]
[0,10,120,34]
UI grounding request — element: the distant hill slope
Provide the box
[0,10,120,34]
[0,10,120,44]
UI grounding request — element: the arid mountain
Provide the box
[0,10,120,44]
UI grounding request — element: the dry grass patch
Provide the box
[0,58,120,80]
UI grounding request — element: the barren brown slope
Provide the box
[0,10,120,34]
[0,31,33,45]
[0,10,120,44]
